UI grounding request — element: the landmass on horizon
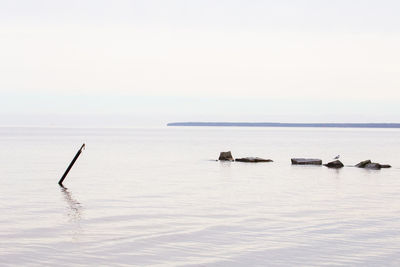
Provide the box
[167,122,400,128]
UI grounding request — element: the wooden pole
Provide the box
[58,143,85,186]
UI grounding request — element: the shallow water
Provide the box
[0,127,400,266]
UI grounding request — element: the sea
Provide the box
[0,126,399,266]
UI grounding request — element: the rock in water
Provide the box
[219,151,234,161]
[364,163,382,170]
[355,160,371,168]
[235,157,273,163]
[380,164,392,168]
[291,158,322,165]
[355,160,391,169]
[324,160,344,168]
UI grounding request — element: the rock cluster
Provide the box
[217,152,393,170]
[355,160,391,170]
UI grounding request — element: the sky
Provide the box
[1,0,399,127]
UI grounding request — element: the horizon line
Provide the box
[167,122,400,128]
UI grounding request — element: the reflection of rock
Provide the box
[219,151,234,161]
[324,160,344,168]
[355,160,392,169]
[355,160,371,168]
[235,157,273,163]
[291,158,322,165]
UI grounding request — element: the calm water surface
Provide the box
[0,127,399,266]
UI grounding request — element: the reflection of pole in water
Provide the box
[60,186,83,240]
[61,187,82,220]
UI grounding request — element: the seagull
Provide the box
[334,155,340,160]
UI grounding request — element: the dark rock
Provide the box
[219,151,234,161]
[355,160,371,168]
[380,164,392,168]
[355,160,391,169]
[364,163,382,170]
[235,157,273,163]
[291,158,322,165]
[324,160,344,168]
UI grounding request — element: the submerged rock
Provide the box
[324,160,344,168]
[235,157,273,163]
[219,151,234,161]
[291,158,322,165]
[355,160,371,168]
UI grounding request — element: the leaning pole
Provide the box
[58,143,85,186]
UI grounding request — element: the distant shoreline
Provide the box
[167,122,400,128]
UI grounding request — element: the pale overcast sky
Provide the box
[0,0,399,126]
